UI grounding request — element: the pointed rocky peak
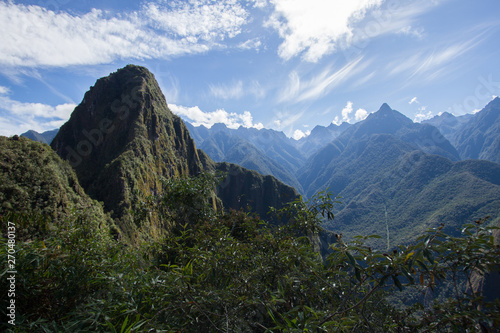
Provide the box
[348,103,413,140]
[51,64,203,240]
[487,96,500,108]
[366,103,413,124]
[378,103,393,113]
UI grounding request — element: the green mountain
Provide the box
[0,135,114,239]
[50,65,297,241]
[296,104,500,245]
[51,65,205,241]
[453,97,500,163]
[422,111,472,143]
[186,122,305,190]
[298,104,460,198]
[20,129,59,144]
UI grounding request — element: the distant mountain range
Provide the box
[14,66,500,246]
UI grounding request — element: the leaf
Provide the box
[423,249,434,264]
[416,259,429,273]
[405,251,415,262]
[120,316,129,333]
[355,267,362,282]
[420,274,424,286]
[346,251,356,267]
[392,275,403,291]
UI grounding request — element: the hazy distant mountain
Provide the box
[187,122,305,192]
[452,97,500,163]
[290,103,500,246]
[422,112,472,144]
[295,122,351,158]
[199,131,303,192]
[298,104,460,197]
[21,129,59,144]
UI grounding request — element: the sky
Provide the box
[1,0,499,139]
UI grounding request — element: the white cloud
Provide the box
[332,116,342,126]
[335,101,369,124]
[0,86,10,95]
[292,129,310,140]
[409,97,418,104]
[355,108,368,121]
[266,0,383,62]
[144,1,247,41]
[169,104,263,129]
[342,101,354,122]
[0,94,76,136]
[0,1,249,68]
[238,38,262,50]
[414,109,433,122]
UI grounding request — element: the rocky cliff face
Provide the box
[51,65,297,241]
[51,65,204,240]
[215,162,299,220]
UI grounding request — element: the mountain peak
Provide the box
[365,103,412,125]
[51,64,203,241]
[378,103,392,112]
[486,96,500,108]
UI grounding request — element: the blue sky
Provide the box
[1,0,499,139]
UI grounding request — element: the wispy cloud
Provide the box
[209,81,244,100]
[279,57,367,103]
[169,103,263,129]
[388,35,486,81]
[0,89,76,135]
[0,1,250,68]
[209,79,266,100]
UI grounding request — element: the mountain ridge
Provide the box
[50,65,298,242]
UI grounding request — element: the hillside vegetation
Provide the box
[1,168,499,332]
[2,65,499,332]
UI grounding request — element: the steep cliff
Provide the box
[51,65,203,240]
[51,65,297,241]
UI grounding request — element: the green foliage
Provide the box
[1,174,499,332]
[271,189,341,236]
[0,136,115,240]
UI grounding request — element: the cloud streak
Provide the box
[0,1,250,68]
[279,57,367,103]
